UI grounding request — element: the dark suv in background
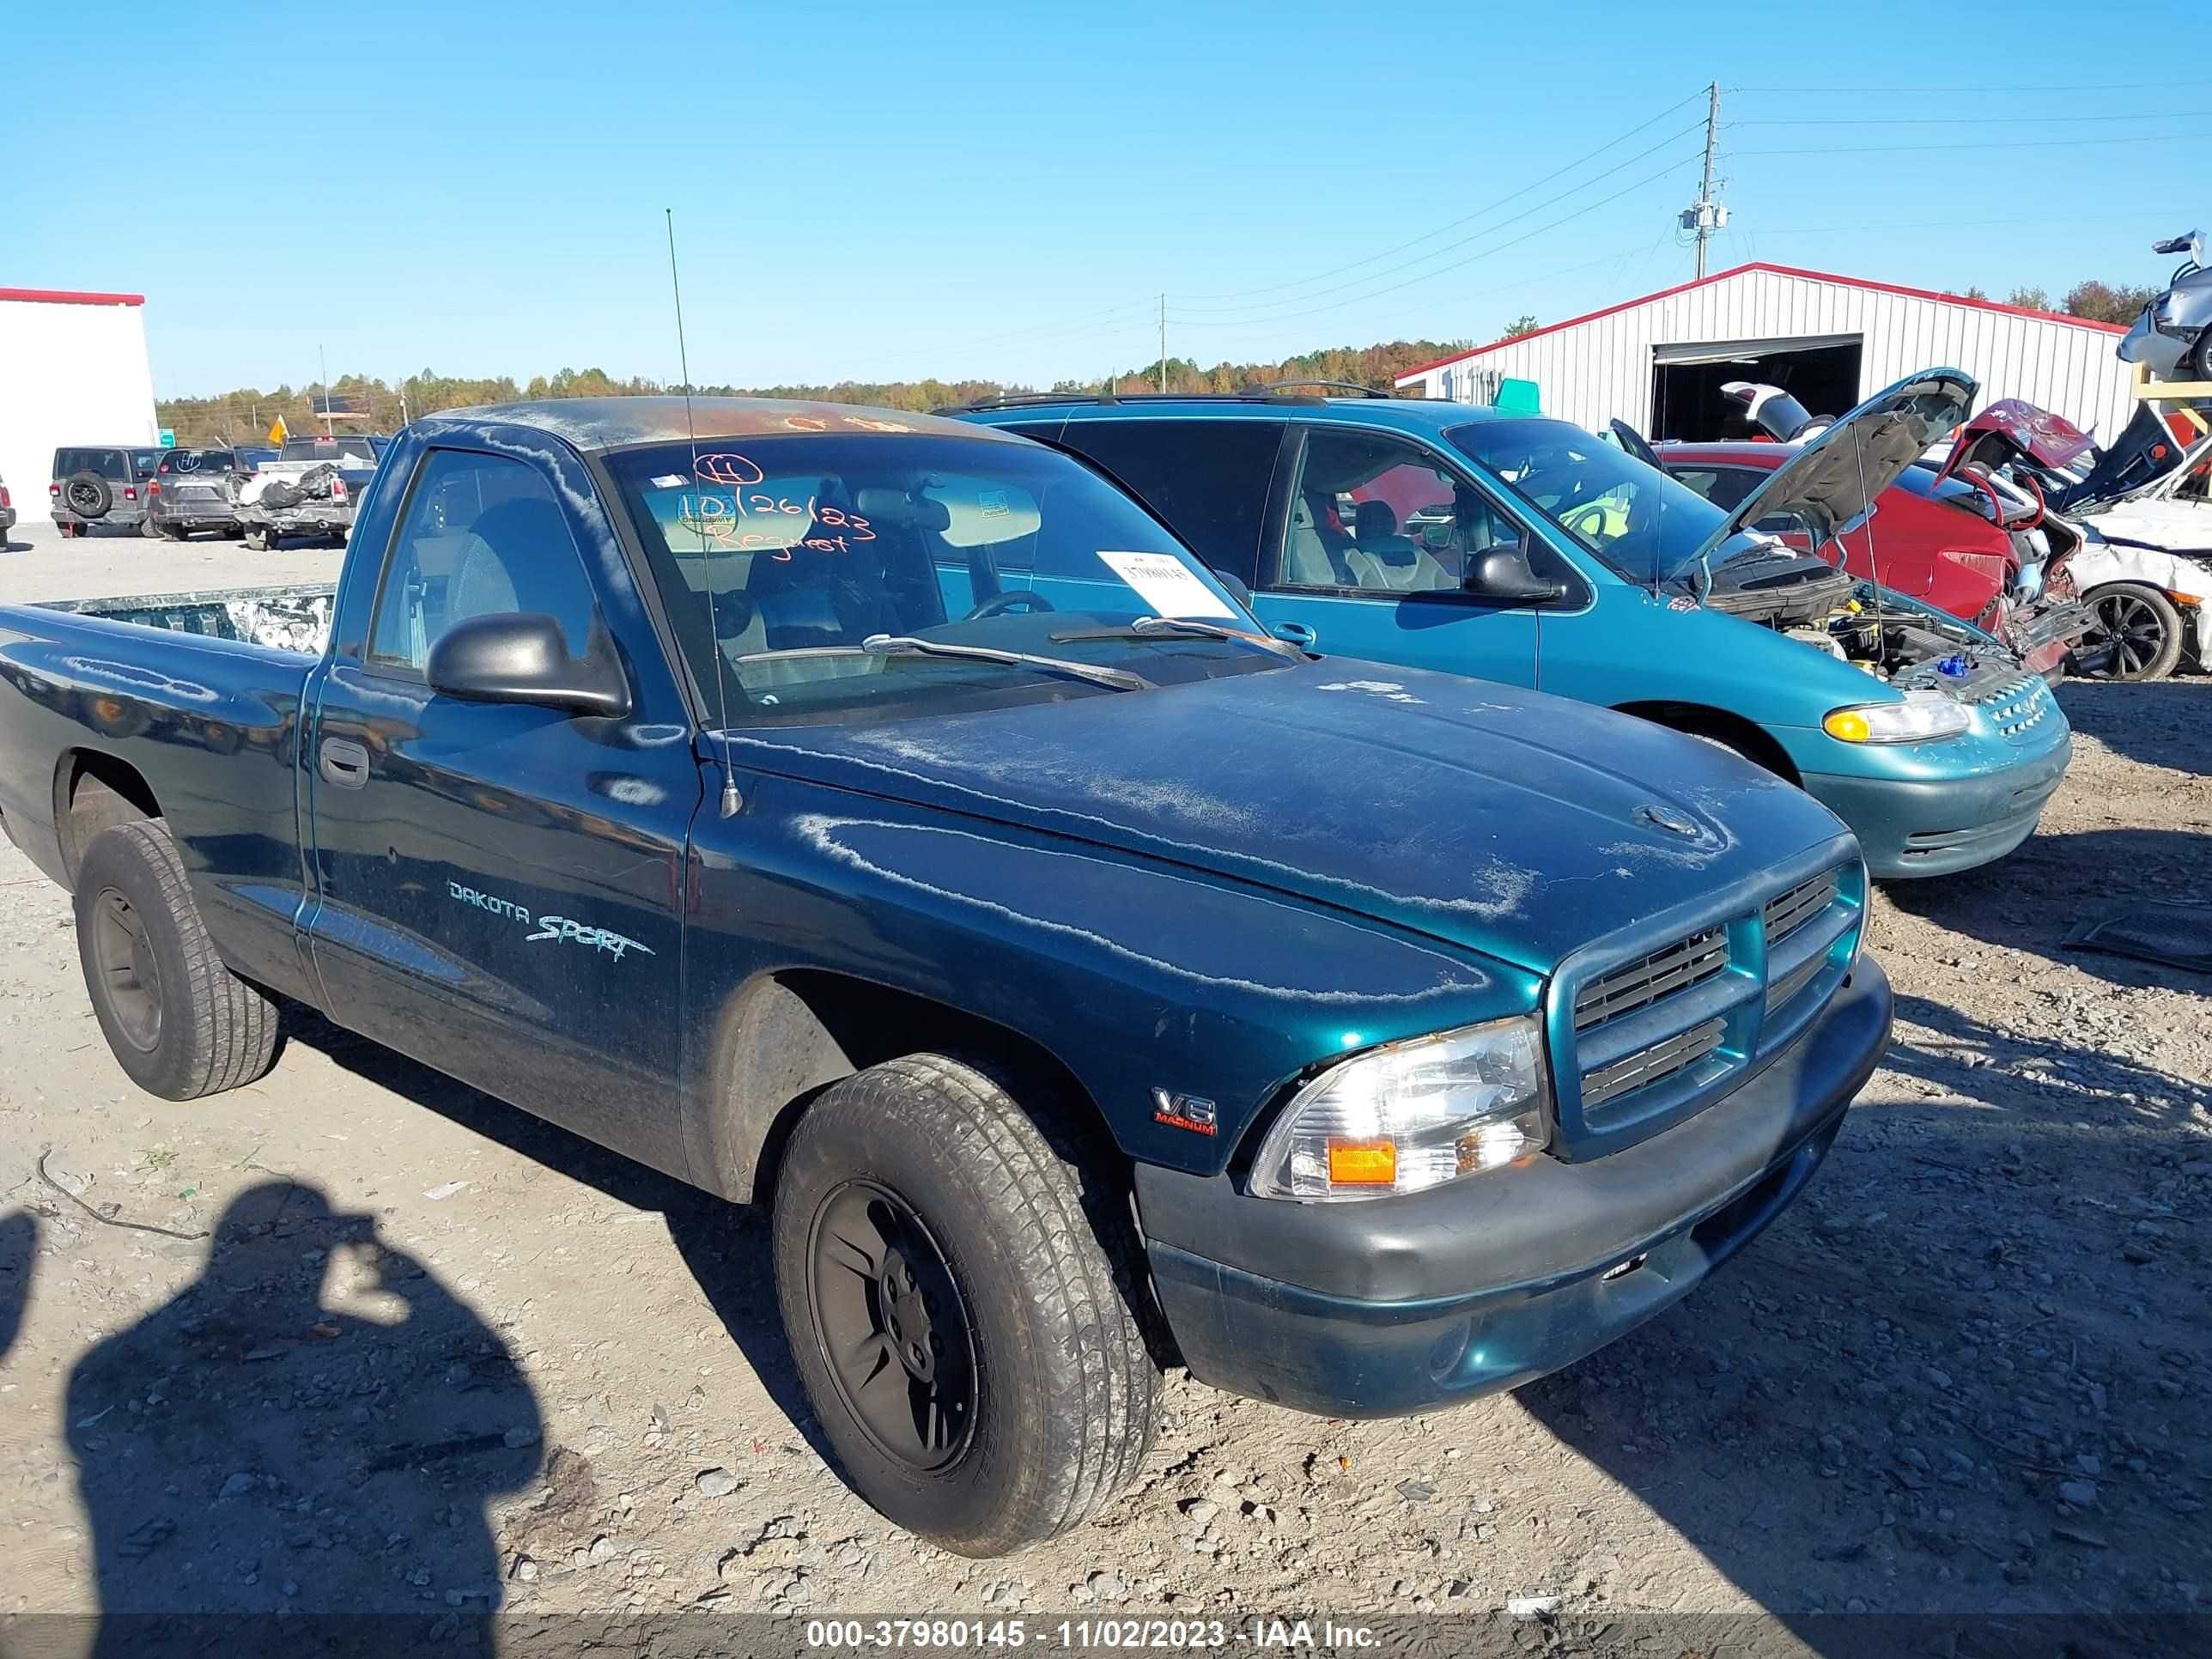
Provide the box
[50,446,166,537]
[147,448,250,540]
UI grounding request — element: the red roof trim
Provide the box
[0,286,145,307]
[1395,261,2128,382]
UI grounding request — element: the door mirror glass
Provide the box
[425,611,630,719]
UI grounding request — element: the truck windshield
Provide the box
[605,431,1279,726]
[1449,418,1729,586]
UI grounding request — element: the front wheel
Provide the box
[243,525,270,550]
[2083,583,2185,681]
[73,819,280,1100]
[2189,326,2212,386]
[772,1055,1155,1555]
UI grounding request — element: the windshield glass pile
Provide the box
[1449,418,1729,585]
[606,430,1279,725]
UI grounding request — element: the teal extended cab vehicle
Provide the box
[0,399,1887,1555]
[961,369,2073,878]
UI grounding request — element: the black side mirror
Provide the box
[427,611,630,719]
[1462,546,1569,608]
[1211,568,1254,608]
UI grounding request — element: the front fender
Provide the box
[681,772,1536,1185]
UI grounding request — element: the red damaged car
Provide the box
[1623,386,2102,678]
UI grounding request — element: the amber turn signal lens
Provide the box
[1326,1140,1398,1185]
[1822,709,1872,743]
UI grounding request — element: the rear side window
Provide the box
[1046,419,1283,587]
[368,449,600,673]
[54,448,128,480]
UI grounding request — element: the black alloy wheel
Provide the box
[807,1179,977,1473]
[2086,585,2184,681]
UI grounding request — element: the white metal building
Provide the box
[1396,263,2136,444]
[0,287,158,517]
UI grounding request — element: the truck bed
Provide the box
[36,584,337,654]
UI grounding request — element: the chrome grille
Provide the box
[1764,870,1839,944]
[1572,927,1729,1032]
[1583,1018,1727,1109]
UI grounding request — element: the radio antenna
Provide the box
[667,207,742,818]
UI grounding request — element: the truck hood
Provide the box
[722,660,1849,975]
[1684,368,1978,573]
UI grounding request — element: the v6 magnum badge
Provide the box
[448,882,653,963]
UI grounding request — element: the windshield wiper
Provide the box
[860,635,1152,691]
[1048,616,1301,658]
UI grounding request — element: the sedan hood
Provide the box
[1686,368,1978,574]
[724,660,1850,974]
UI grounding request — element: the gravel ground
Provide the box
[0,529,2208,1651]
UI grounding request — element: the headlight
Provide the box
[1822,688,1970,744]
[1249,1014,1551,1201]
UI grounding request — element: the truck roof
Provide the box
[428,397,1024,453]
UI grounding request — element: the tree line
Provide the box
[154,339,1473,447]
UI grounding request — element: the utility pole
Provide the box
[318,343,333,438]
[1158,293,1168,393]
[1684,82,1727,279]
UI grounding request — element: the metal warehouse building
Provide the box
[0,287,158,517]
[1395,262,2136,444]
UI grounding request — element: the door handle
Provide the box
[319,737,370,789]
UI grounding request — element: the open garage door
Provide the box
[1650,335,1863,441]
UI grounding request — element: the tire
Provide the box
[243,525,270,551]
[72,819,279,1101]
[772,1055,1155,1555]
[2083,582,2185,682]
[64,471,112,520]
[140,514,161,539]
[2189,327,2212,386]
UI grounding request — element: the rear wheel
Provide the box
[243,525,270,550]
[772,1055,1154,1555]
[2083,583,2185,682]
[139,514,161,538]
[73,819,280,1100]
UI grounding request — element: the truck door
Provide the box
[303,437,703,1177]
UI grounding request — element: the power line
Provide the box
[1731,81,2167,94]
[1170,153,1698,330]
[1176,89,1707,303]
[1173,133,1704,322]
[1736,132,2204,156]
[1733,109,2211,126]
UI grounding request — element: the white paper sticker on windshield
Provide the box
[1097,551,1236,620]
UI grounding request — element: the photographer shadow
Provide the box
[57,1181,541,1658]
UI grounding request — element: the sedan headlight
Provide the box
[1822,688,1970,744]
[1249,1015,1551,1201]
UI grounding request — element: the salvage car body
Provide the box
[962,370,2075,879]
[0,398,1890,1423]
[1930,399,2210,677]
[2118,230,2212,385]
[147,448,248,539]
[1651,436,2096,677]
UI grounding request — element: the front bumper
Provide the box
[1802,732,2071,879]
[1133,957,1892,1419]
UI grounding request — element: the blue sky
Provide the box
[7,0,2196,397]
